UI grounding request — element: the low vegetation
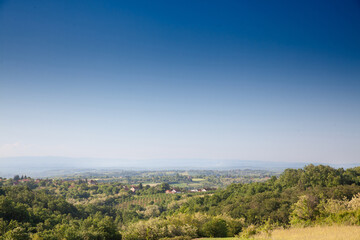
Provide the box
[266,225,360,240]
[199,226,360,240]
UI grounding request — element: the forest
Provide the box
[0,164,360,239]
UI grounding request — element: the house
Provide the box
[87,180,97,185]
[172,189,181,194]
[166,188,181,194]
[130,186,139,192]
[201,188,215,192]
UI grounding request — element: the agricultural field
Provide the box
[117,193,174,208]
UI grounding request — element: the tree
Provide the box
[2,227,30,240]
[290,195,319,226]
[159,183,170,192]
[144,205,161,218]
[201,218,228,237]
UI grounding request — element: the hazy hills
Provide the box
[1,156,357,178]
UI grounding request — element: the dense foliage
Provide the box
[0,164,360,239]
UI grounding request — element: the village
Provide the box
[0,175,216,195]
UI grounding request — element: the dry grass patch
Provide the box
[196,225,360,240]
[259,225,360,240]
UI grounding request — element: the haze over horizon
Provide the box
[1,1,360,167]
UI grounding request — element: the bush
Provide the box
[201,218,228,237]
[239,224,257,238]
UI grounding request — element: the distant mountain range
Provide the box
[0,156,358,178]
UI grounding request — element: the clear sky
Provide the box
[1,0,360,164]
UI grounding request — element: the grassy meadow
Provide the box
[198,225,360,240]
[264,225,360,240]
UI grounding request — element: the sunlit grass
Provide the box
[264,225,360,240]
[197,225,360,240]
[192,178,206,182]
[195,238,237,240]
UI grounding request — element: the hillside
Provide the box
[0,164,360,239]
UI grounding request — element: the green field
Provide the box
[192,178,206,182]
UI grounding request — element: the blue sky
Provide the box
[1,0,360,164]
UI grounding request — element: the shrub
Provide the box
[201,218,228,237]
